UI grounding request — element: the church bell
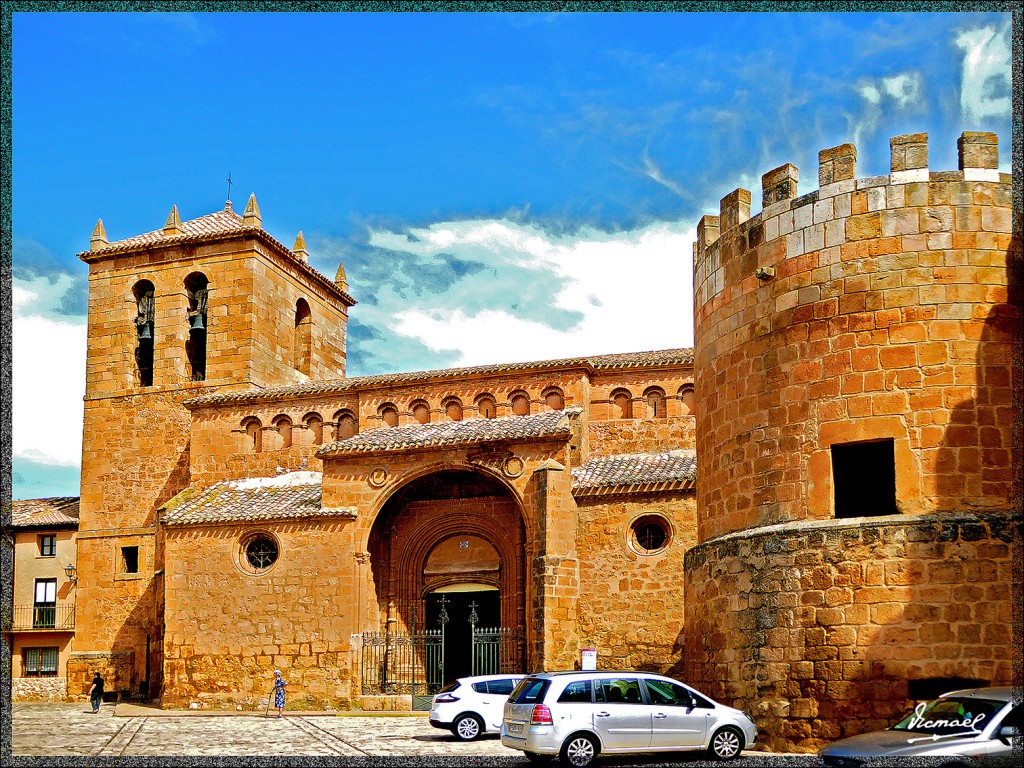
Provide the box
[137,323,153,341]
[189,312,206,332]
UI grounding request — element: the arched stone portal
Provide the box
[366,469,527,688]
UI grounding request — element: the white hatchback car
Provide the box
[429,674,526,741]
[501,671,757,766]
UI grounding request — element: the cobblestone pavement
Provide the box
[11,702,806,764]
[11,703,520,758]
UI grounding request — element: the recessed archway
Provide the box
[365,468,527,688]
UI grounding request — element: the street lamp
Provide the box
[64,563,78,584]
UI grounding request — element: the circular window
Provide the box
[240,533,280,574]
[629,515,671,555]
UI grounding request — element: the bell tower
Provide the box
[69,196,355,699]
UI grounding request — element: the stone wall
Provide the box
[587,417,696,457]
[576,491,696,675]
[12,677,69,702]
[692,132,1016,541]
[683,511,1020,752]
[161,521,356,710]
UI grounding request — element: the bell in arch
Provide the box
[188,312,206,332]
[137,322,153,341]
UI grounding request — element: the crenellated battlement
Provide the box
[694,132,1006,311]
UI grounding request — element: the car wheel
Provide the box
[709,725,744,760]
[560,733,599,767]
[453,714,483,741]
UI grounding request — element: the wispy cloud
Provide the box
[851,70,926,150]
[318,217,696,375]
[954,21,1011,122]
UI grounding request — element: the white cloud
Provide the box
[375,219,696,367]
[851,70,925,149]
[955,22,1012,122]
[880,73,922,106]
[12,276,87,468]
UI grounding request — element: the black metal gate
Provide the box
[360,629,444,705]
[472,626,525,676]
[360,594,525,711]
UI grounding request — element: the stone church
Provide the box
[13,130,1019,752]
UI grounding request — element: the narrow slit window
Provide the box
[831,439,898,519]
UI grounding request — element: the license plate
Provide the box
[508,723,524,734]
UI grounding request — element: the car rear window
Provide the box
[487,679,517,696]
[438,680,461,694]
[510,677,550,704]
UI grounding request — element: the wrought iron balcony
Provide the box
[12,604,75,631]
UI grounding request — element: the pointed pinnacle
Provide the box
[163,205,183,235]
[90,219,108,250]
[292,231,309,263]
[334,260,349,292]
[242,193,262,227]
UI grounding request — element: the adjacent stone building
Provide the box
[10,130,1019,753]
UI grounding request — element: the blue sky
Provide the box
[8,10,1013,499]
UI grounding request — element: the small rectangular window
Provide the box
[24,647,59,677]
[39,535,56,557]
[831,439,898,519]
[122,546,139,574]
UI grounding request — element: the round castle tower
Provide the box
[686,132,1020,751]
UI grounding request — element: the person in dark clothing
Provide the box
[89,673,104,713]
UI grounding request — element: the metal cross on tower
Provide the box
[226,172,233,204]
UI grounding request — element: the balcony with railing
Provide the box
[12,604,75,631]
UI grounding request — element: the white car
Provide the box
[501,671,758,766]
[429,674,525,741]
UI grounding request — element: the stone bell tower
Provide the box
[69,195,355,699]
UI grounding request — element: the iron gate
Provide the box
[360,629,443,702]
[471,626,524,676]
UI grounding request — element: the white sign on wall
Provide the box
[581,648,597,671]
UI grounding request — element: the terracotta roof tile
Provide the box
[161,472,354,527]
[105,209,246,249]
[78,207,356,307]
[317,408,576,457]
[12,497,80,528]
[572,450,696,495]
[185,348,694,408]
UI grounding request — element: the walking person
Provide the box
[272,670,287,718]
[88,672,104,713]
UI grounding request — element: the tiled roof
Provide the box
[12,497,80,528]
[78,207,356,306]
[161,472,355,527]
[317,408,576,457]
[105,209,246,249]
[572,450,696,495]
[184,348,694,408]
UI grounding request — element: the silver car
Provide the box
[819,687,1021,765]
[501,671,757,766]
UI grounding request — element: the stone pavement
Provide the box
[11,702,804,763]
[11,702,520,758]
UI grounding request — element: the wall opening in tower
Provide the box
[831,439,898,518]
